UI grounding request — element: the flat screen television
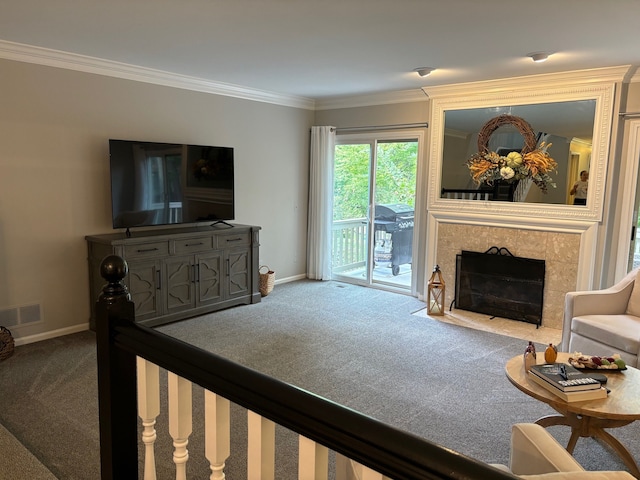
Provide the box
[109,139,234,232]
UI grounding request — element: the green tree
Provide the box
[334,141,417,221]
[375,141,417,207]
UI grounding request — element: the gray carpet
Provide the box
[0,423,57,479]
[0,279,638,479]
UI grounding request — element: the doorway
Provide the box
[330,132,418,291]
[625,122,640,272]
[617,119,640,277]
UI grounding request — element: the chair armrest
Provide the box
[570,268,637,318]
[560,270,637,352]
[509,424,583,475]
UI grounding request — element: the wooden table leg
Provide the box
[535,414,571,428]
[535,412,640,477]
[594,428,640,478]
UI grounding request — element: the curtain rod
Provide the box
[619,112,640,118]
[330,122,428,133]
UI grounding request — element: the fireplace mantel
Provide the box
[424,211,596,330]
[419,68,629,328]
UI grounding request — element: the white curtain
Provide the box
[307,126,336,280]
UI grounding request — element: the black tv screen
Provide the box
[109,139,234,230]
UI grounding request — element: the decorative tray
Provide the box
[568,354,627,371]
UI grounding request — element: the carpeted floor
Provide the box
[0,279,638,479]
[0,423,57,479]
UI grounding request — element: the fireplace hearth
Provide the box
[453,247,545,327]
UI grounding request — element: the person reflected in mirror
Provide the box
[570,170,588,205]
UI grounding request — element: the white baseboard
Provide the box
[274,273,307,284]
[12,276,309,346]
[13,323,90,347]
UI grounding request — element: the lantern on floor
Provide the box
[427,265,445,316]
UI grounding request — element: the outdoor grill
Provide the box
[373,203,414,276]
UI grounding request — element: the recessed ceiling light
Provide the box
[528,52,550,63]
[414,67,435,77]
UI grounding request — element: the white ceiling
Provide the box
[1,0,640,102]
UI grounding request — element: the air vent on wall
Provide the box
[0,303,42,327]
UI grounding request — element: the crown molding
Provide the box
[315,67,635,110]
[423,66,633,99]
[0,40,316,110]
[3,39,637,111]
[314,88,427,110]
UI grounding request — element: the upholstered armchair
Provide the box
[560,268,640,368]
[492,423,634,479]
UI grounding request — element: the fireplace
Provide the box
[454,247,545,326]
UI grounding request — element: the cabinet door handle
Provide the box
[191,264,200,283]
[156,270,161,290]
[186,242,204,247]
[226,237,243,242]
[138,247,159,253]
[226,258,230,276]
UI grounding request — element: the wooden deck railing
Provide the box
[95,255,518,479]
[440,188,493,201]
[331,219,367,272]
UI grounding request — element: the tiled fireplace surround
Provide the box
[435,223,580,331]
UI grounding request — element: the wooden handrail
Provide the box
[96,255,518,480]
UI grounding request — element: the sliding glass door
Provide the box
[331,132,418,291]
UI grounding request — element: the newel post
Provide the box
[95,255,139,479]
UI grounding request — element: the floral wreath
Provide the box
[466,114,557,194]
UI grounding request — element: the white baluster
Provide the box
[361,464,388,480]
[298,436,328,480]
[204,391,230,480]
[137,357,160,480]
[247,411,275,480]
[334,454,350,480]
[168,373,192,480]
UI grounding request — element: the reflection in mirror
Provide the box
[440,100,595,205]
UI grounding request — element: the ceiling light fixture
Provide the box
[414,67,435,77]
[528,52,550,63]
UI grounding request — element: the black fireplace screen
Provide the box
[454,247,545,326]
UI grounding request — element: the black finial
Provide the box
[98,255,130,305]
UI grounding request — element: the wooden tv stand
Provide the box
[86,224,261,329]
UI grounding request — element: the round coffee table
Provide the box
[505,352,640,477]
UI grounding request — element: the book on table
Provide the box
[529,363,601,392]
[528,371,608,402]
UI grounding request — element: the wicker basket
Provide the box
[259,265,275,297]
[0,326,15,361]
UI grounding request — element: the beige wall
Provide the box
[3,57,640,342]
[625,83,640,112]
[0,59,314,341]
[314,101,428,127]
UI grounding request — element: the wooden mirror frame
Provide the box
[424,68,624,222]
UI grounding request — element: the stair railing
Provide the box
[95,255,517,480]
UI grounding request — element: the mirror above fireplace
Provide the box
[424,68,625,222]
[442,100,596,206]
